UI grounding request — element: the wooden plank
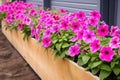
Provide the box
[2,23,99,80]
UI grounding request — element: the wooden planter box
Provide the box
[2,23,99,80]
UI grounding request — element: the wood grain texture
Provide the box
[2,23,99,80]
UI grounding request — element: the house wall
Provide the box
[26,0,43,7]
[51,0,100,15]
[25,0,100,15]
[117,0,120,27]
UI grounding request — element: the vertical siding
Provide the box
[117,0,120,27]
[26,0,43,8]
[52,0,100,15]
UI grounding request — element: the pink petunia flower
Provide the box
[76,11,86,20]
[77,29,84,40]
[60,20,69,30]
[42,37,51,48]
[99,46,114,62]
[80,21,89,30]
[36,24,42,33]
[43,29,51,37]
[53,15,60,21]
[118,49,120,56]
[68,44,80,57]
[70,34,78,42]
[110,26,119,36]
[110,26,120,38]
[23,16,31,25]
[97,25,109,37]
[89,17,98,27]
[90,10,101,19]
[59,8,67,14]
[114,29,120,38]
[31,28,35,37]
[70,21,80,32]
[90,39,100,53]
[51,24,59,33]
[28,9,37,17]
[109,36,120,49]
[83,30,96,43]
[35,32,40,41]
[18,23,22,31]
[44,18,53,27]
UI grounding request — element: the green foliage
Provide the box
[113,67,120,76]
[100,37,111,46]
[50,29,74,59]
[0,12,6,21]
[91,61,102,69]
[99,70,111,80]
[21,25,30,40]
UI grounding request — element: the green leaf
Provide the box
[117,76,120,80]
[62,43,69,48]
[61,53,65,58]
[23,34,29,41]
[91,56,97,62]
[52,39,58,44]
[91,61,102,69]
[77,59,84,66]
[54,53,60,60]
[110,62,116,69]
[55,43,62,51]
[113,67,120,76]
[100,37,110,46]
[101,64,111,71]
[82,55,90,64]
[62,50,68,55]
[91,68,99,75]
[99,70,111,80]
[10,25,15,30]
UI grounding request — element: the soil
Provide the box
[0,27,41,80]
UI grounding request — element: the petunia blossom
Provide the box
[118,49,120,56]
[99,46,114,62]
[77,29,84,40]
[23,16,31,25]
[18,23,22,31]
[97,25,109,37]
[35,32,40,41]
[51,25,59,33]
[70,34,78,42]
[110,26,120,38]
[109,36,120,49]
[70,21,80,32]
[76,11,86,20]
[31,28,35,37]
[90,10,101,19]
[89,17,98,27]
[36,24,42,33]
[83,30,96,43]
[43,29,51,37]
[110,26,119,36]
[68,44,80,57]
[90,39,100,53]
[60,20,69,30]
[28,9,37,17]
[42,37,51,48]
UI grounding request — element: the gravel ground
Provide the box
[0,27,41,80]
